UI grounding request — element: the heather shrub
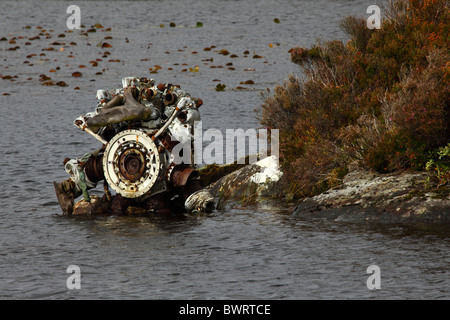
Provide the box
[386,49,450,149]
[361,129,428,172]
[258,0,449,197]
[340,16,374,53]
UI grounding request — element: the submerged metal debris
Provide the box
[54,77,214,215]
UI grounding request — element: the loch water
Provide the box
[0,0,448,299]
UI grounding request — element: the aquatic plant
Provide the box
[215,83,226,91]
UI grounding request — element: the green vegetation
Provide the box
[426,143,450,186]
[257,0,449,198]
[198,162,246,187]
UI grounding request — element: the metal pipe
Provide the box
[143,88,157,99]
[164,92,178,105]
[194,98,203,108]
[153,107,179,139]
[153,97,189,139]
[83,127,108,145]
[157,83,166,91]
[74,119,108,145]
[102,94,124,110]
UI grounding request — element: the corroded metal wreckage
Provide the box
[54,77,215,215]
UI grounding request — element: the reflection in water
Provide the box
[78,213,206,238]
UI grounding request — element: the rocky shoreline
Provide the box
[199,157,450,224]
[70,156,450,224]
[292,169,450,224]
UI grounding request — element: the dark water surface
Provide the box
[0,0,448,299]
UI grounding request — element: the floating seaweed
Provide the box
[39,74,51,81]
[219,49,229,56]
[149,65,162,73]
[215,83,226,91]
[56,81,68,87]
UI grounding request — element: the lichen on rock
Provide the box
[205,156,284,208]
[293,170,450,223]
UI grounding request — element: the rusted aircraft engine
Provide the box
[103,128,166,199]
[54,77,214,215]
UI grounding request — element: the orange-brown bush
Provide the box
[387,49,450,149]
[257,0,449,197]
